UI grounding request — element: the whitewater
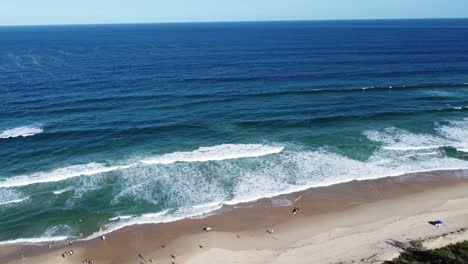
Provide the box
[1,119,468,244]
[0,126,43,139]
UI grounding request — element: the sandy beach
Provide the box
[2,169,468,264]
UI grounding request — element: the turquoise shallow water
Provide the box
[0,19,468,243]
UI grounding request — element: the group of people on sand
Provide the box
[59,241,95,263]
[52,205,304,264]
[61,249,75,258]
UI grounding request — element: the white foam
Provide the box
[86,203,222,241]
[0,144,282,188]
[103,123,468,231]
[383,146,445,151]
[0,189,27,206]
[109,215,133,221]
[423,90,455,98]
[0,197,28,206]
[365,127,449,151]
[437,118,468,153]
[0,163,130,188]
[42,225,73,239]
[88,146,468,240]
[0,236,68,245]
[53,188,73,195]
[225,151,468,206]
[192,201,221,209]
[0,126,43,139]
[224,120,468,205]
[141,144,284,165]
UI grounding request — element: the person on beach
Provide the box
[292,207,301,215]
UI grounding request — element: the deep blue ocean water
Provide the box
[0,19,468,243]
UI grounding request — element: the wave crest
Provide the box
[365,118,468,153]
[0,197,28,206]
[141,144,284,165]
[0,126,43,139]
[0,144,283,188]
[0,163,129,188]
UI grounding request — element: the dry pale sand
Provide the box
[2,170,468,264]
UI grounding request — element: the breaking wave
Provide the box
[365,118,468,153]
[52,188,73,195]
[141,144,284,165]
[0,163,130,188]
[0,197,28,206]
[0,189,28,206]
[0,144,283,188]
[0,126,43,139]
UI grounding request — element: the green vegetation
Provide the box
[384,241,468,264]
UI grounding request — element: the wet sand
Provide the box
[2,169,468,264]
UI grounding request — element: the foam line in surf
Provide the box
[0,144,283,188]
[383,145,446,151]
[141,144,284,165]
[0,125,43,139]
[52,188,73,195]
[364,127,450,152]
[86,203,222,241]
[0,236,69,245]
[88,160,468,241]
[0,163,131,188]
[0,197,28,206]
[366,120,468,153]
[437,118,468,152]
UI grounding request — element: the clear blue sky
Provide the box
[1,0,468,26]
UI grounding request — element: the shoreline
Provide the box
[5,167,468,245]
[0,167,461,244]
[2,169,468,263]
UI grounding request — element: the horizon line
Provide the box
[0,17,467,27]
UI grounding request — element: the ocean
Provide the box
[0,19,467,244]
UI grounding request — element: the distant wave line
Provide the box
[10,82,468,113]
[237,106,468,128]
[8,106,466,141]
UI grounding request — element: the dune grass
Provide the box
[384,241,468,264]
